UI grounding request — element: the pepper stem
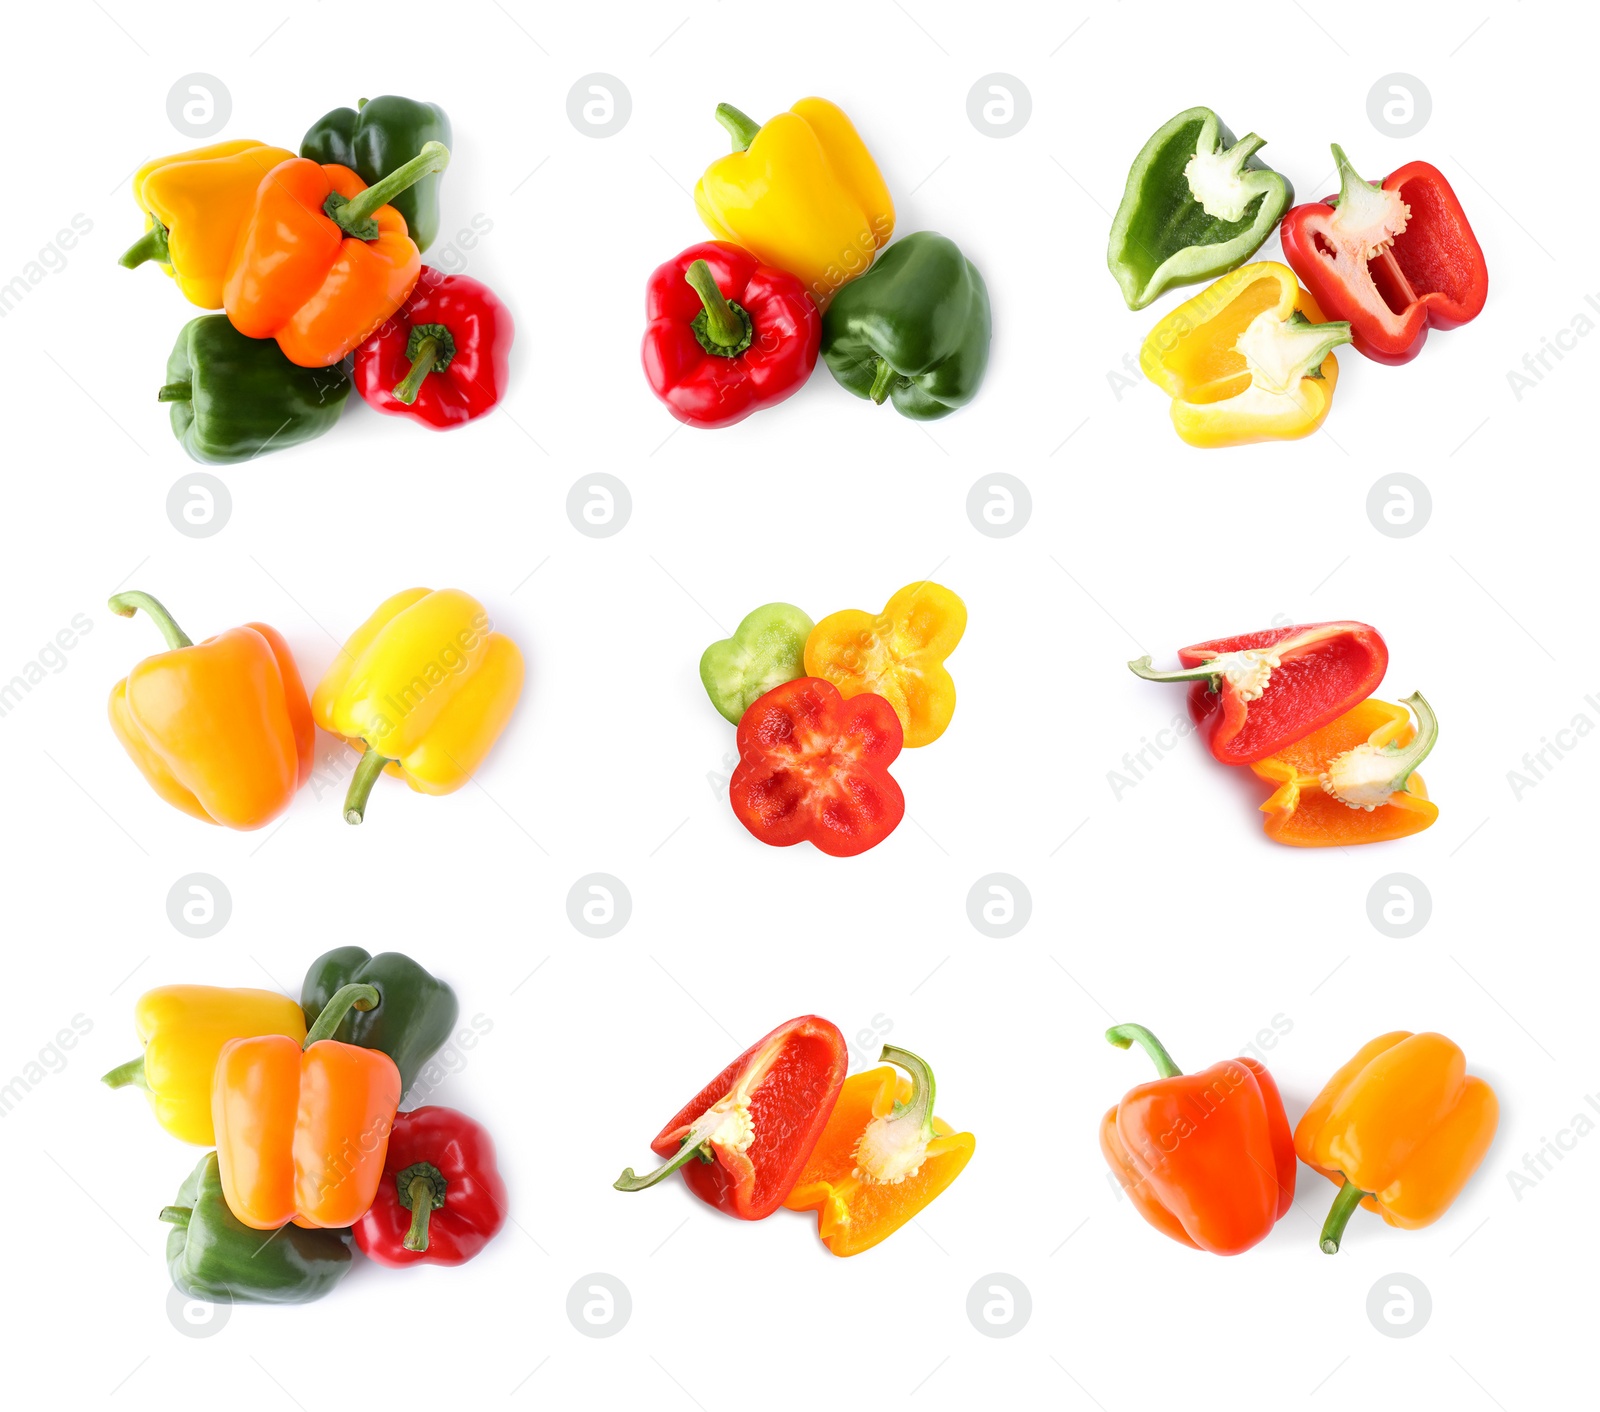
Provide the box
[1330,143,1377,203]
[1105,1024,1183,1079]
[1126,655,1220,687]
[119,224,170,269]
[880,1045,937,1137]
[714,102,762,152]
[109,591,193,651]
[159,1206,191,1228]
[614,1132,716,1192]
[406,1178,434,1249]
[343,749,394,825]
[1320,1179,1368,1254]
[684,260,746,349]
[393,337,441,404]
[868,358,898,405]
[332,141,451,234]
[1390,691,1440,786]
[303,982,381,1048]
[157,383,191,403]
[101,1056,148,1090]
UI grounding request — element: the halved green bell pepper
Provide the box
[700,602,814,724]
[301,948,458,1096]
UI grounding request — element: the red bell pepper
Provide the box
[615,1015,848,1220]
[351,1106,508,1266]
[1280,145,1488,365]
[354,269,513,428]
[730,677,905,857]
[1129,621,1388,765]
[641,240,820,429]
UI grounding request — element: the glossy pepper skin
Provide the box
[312,588,525,825]
[213,983,402,1230]
[1296,1032,1499,1253]
[101,986,307,1146]
[223,142,449,368]
[353,1107,508,1265]
[642,242,820,429]
[161,315,351,463]
[1129,621,1388,766]
[696,100,894,307]
[1108,108,1293,310]
[1141,262,1351,448]
[163,1152,352,1304]
[730,678,905,858]
[301,947,458,1097]
[616,1015,848,1220]
[700,602,815,724]
[804,581,966,748]
[1280,145,1488,365]
[301,96,452,254]
[1100,1024,1295,1256]
[119,140,296,309]
[784,1046,974,1256]
[821,232,991,420]
[108,591,314,829]
[1252,693,1439,846]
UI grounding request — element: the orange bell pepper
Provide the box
[213,982,402,1230]
[1295,1031,1499,1253]
[107,591,313,830]
[1250,693,1438,846]
[223,142,449,368]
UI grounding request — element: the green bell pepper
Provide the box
[820,232,991,421]
[301,948,458,1095]
[301,95,452,253]
[1107,107,1293,310]
[700,602,815,724]
[163,1152,351,1304]
[160,315,350,464]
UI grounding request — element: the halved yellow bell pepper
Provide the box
[1141,261,1351,448]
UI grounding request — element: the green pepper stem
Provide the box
[119,224,169,269]
[684,261,745,349]
[304,982,381,1048]
[393,337,441,404]
[109,591,193,651]
[405,1176,436,1251]
[880,1045,937,1139]
[159,1206,191,1228]
[868,359,897,405]
[1330,143,1375,204]
[1126,655,1219,687]
[343,749,393,825]
[1220,132,1267,174]
[1105,1024,1183,1079]
[714,102,762,152]
[1320,1179,1368,1254]
[101,1056,148,1090]
[336,141,450,231]
[1389,691,1440,786]
[614,1132,715,1192]
[157,383,191,403]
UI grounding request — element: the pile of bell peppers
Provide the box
[1107,107,1488,447]
[697,581,966,856]
[1129,620,1441,846]
[615,1015,973,1256]
[642,99,992,428]
[122,94,515,461]
[103,949,507,1303]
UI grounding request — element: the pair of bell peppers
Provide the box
[108,587,523,830]
[615,1016,974,1256]
[1130,621,1439,846]
[1103,1023,1497,1256]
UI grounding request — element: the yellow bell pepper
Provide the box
[1140,261,1352,448]
[100,985,307,1146]
[312,588,525,825]
[695,99,894,307]
[119,140,296,309]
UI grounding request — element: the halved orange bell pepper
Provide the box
[1250,693,1438,846]
[783,1046,973,1255]
[223,142,449,367]
[212,983,402,1230]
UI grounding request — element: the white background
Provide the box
[0,2,1592,1407]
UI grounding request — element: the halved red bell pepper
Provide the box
[1279,145,1487,365]
[1129,621,1388,765]
[614,1015,848,1220]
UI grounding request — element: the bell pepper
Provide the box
[615,1014,848,1220]
[222,142,449,368]
[311,588,525,826]
[352,1106,507,1265]
[101,986,307,1146]
[695,99,894,306]
[301,95,452,254]
[700,602,815,725]
[783,1046,974,1256]
[1141,261,1351,448]
[820,231,991,420]
[301,948,458,1097]
[107,591,314,830]
[1107,108,1293,310]
[729,678,904,858]
[213,982,402,1230]
[119,140,297,309]
[1100,1023,1295,1256]
[642,242,820,429]
[160,315,351,463]
[1295,1032,1499,1254]
[162,1152,352,1304]
[1129,621,1388,766]
[1280,145,1488,365]
[803,581,966,748]
[354,270,513,428]
[1251,693,1439,846]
